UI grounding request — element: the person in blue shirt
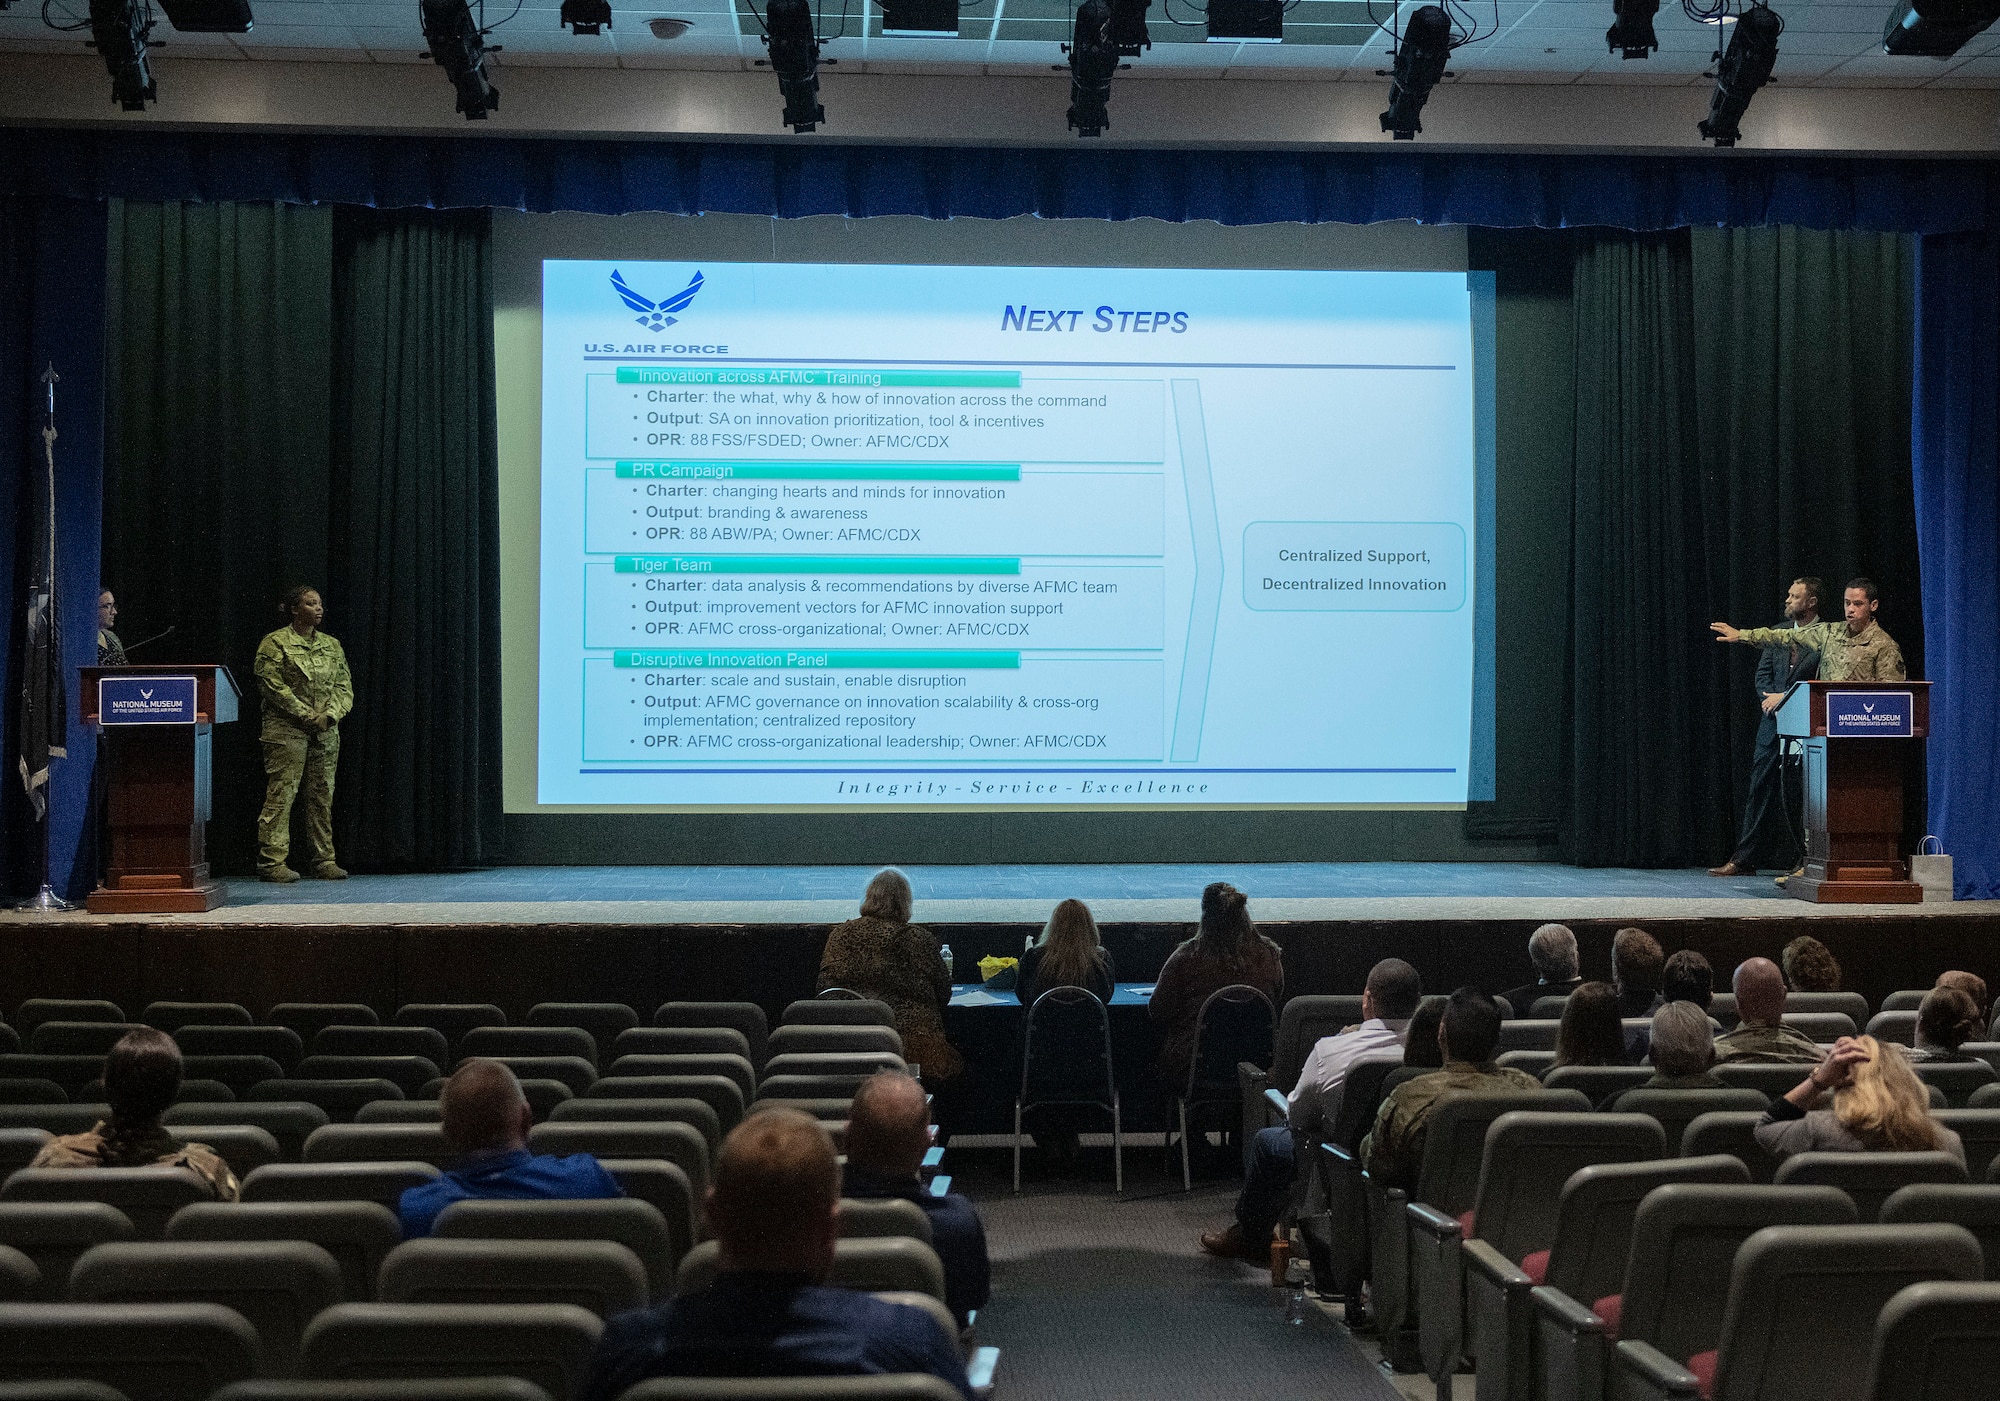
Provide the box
[579,1108,971,1401]
[397,1058,624,1238]
[842,1069,990,1329]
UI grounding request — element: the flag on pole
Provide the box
[18,362,66,819]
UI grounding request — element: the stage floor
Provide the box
[9,862,1978,925]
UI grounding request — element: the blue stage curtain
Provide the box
[2,129,1997,233]
[0,194,108,901]
[1914,233,2000,901]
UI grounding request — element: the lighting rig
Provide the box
[1696,0,1781,145]
[1606,0,1659,58]
[1374,0,1492,140]
[419,0,502,118]
[1064,0,1120,134]
[1881,0,2000,54]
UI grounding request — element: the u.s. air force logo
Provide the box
[612,268,704,332]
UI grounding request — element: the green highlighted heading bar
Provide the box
[617,367,1019,388]
[616,462,1020,482]
[615,556,1020,575]
[614,649,1020,670]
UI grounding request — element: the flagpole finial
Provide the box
[40,363,58,385]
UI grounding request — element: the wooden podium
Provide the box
[80,665,239,913]
[1775,678,1930,904]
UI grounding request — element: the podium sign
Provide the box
[99,675,198,726]
[1825,690,1914,739]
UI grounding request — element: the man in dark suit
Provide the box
[1710,577,1821,877]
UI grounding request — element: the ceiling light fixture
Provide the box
[560,0,611,33]
[1698,1,1782,146]
[1064,0,1120,135]
[1606,0,1659,57]
[1207,0,1282,41]
[1881,0,2000,55]
[763,0,826,132]
[87,0,157,109]
[1380,4,1453,139]
[880,0,958,36]
[419,0,500,119]
[1105,0,1149,52]
[156,0,251,31]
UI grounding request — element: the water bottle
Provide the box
[940,943,954,980]
[1284,1258,1310,1325]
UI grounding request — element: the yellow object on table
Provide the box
[978,955,1019,989]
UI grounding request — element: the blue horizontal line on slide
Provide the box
[582,356,1458,371]
[578,766,1459,775]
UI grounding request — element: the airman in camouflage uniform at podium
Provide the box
[254,585,353,883]
[1713,576,1907,683]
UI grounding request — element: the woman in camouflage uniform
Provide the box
[30,1027,238,1200]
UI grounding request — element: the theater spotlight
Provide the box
[1606,0,1659,57]
[1882,0,2000,55]
[764,0,825,132]
[880,0,958,35]
[88,0,157,110]
[1207,0,1281,41]
[560,0,612,32]
[1064,0,1119,136]
[1698,1,1781,146]
[420,0,500,119]
[1106,0,1150,53]
[1380,4,1453,139]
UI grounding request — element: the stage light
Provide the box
[1380,4,1452,139]
[157,0,251,30]
[88,0,157,110]
[1698,1,1781,146]
[1207,0,1281,41]
[1606,0,1659,56]
[1064,0,1119,136]
[880,0,957,36]
[1105,0,1149,52]
[764,0,825,132]
[560,0,612,33]
[1882,0,2000,54]
[420,0,500,119]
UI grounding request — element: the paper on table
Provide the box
[952,987,1011,1007]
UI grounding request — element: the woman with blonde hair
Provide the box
[1754,1035,1965,1166]
[1019,898,1116,1006]
[817,867,963,1082]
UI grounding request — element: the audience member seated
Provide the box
[579,1109,972,1401]
[1661,948,1715,1011]
[1713,957,1822,1064]
[1781,934,1843,993]
[1611,927,1665,1018]
[1401,997,1448,1071]
[1911,987,1984,1063]
[1936,970,1989,1021]
[842,1070,990,1329]
[30,1027,238,1200]
[819,867,963,1083]
[1018,898,1115,1006]
[1200,958,1422,1261]
[1621,1002,1724,1095]
[1552,981,1632,1068]
[1148,881,1284,1093]
[1754,1036,1966,1168]
[1497,923,1582,1016]
[398,1058,624,1238]
[1361,987,1540,1192]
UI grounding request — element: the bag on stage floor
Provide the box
[1913,836,1954,904]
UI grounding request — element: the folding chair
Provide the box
[1012,987,1120,1194]
[1172,984,1273,1190]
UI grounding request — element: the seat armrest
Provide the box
[1530,1284,1604,1335]
[1534,1286,1610,1401]
[1263,1086,1289,1121]
[1326,1140,1357,1168]
[1463,1237,1528,1289]
[968,1344,999,1400]
[1407,1200,1462,1242]
[1614,1339,1702,1401]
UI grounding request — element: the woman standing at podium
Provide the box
[254,585,353,883]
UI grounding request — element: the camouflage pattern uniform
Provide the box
[1734,620,1906,683]
[32,1123,240,1201]
[1360,1060,1543,1191]
[254,625,353,876]
[1713,1019,1824,1065]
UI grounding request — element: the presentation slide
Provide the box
[537,258,1483,809]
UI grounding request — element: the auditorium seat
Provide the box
[765,1025,903,1059]
[163,1102,329,1162]
[168,1200,401,1302]
[81,1081,235,1107]
[303,1124,453,1170]
[0,1028,16,1056]
[1610,1089,1769,1156]
[143,1003,253,1033]
[242,1163,442,1209]
[1910,1059,1997,1107]
[267,1007,380,1045]
[598,1163,696,1270]
[1542,1065,1652,1104]
[300,1302,603,1401]
[69,1240,343,1377]
[0,1128,51,1175]
[1774,1151,1968,1221]
[174,1027,306,1073]
[1865,1011,1918,1046]
[1880,1183,2000,1278]
[1715,1063,1816,1101]
[1529,995,1572,1019]
[528,1005,638,1054]
[1879,991,1928,1014]
[748,1098,852,1123]
[379,1239,647,1317]
[1532,1183,1857,1401]
[0,1301,260,1401]
[1933,1109,2000,1181]
[1409,1111,1665,1393]
[414,1079,574,1122]
[164,1124,283,1179]
[435,1197,681,1301]
[1467,1155,1749,1401]
[0,1245,37,1301]
[583,1076,744,1133]
[0,1379,130,1401]
[393,1007,507,1057]
[0,1080,66,1106]
[1709,993,1741,1029]
[0,1105,108,1137]
[1494,1020,1561,1054]
[782,999,898,1031]
[760,1053,906,1088]
[477,1058,595,1097]
[1304,1057,1407,1308]
[614,1029,754,1064]
[1678,1111,1787,1183]
[546,1098,720,1150]
[0,1167,216,1239]
[1958,1043,2000,1078]
[10,1003,126,1041]
[678,1236,946,1304]
[354,1101,444,1123]
[604,1054,754,1103]
[617,1378,964,1401]
[0,1058,105,1096]
[0,1203,136,1301]
[249,1080,405,1124]
[182,1057,288,1098]
[1610,1223,1980,1401]
[26,1025,141,1058]
[458,1030,597,1069]
[1780,1011,1857,1042]
[314,1027,451,1066]
[1237,994,1365,1147]
[837,1197,934,1244]
[214,1378,552,1401]
[1865,1280,2000,1401]
[652,1004,768,1070]
[296,1058,442,1099]
[527,1122,709,1196]
[756,1074,871,1104]
[1785,991,1871,1025]
[1495,1051,1555,1077]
